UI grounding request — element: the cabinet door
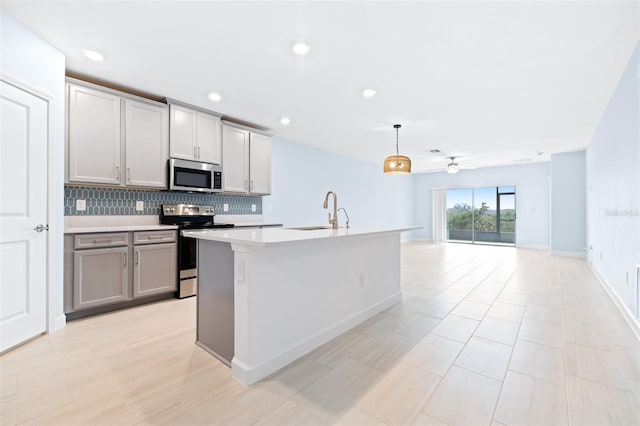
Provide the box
[169,104,196,160]
[68,84,121,184]
[196,112,221,165]
[249,133,272,195]
[125,100,168,188]
[222,125,249,193]
[133,243,177,298]
[73,247,129,310]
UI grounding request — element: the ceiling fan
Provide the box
[445,156,476,174]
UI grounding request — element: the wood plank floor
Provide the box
[2,243,639,425]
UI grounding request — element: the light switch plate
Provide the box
[251,204,256,212]
[136,201,144,211]
[223,203,229,212]
[76,199,86,211]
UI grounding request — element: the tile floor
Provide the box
[1,242,639,425]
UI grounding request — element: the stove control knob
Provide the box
[170,208,175,212]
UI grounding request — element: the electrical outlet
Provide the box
[136,201,144,212]
[359,273,365,288]
[76,199,86,211]
[237,261,245,281]
[251,204,256,212]
[223,203,229,212]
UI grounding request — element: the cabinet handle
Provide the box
[193,146,197,159]
[92,239,113,244]
[147,235,164,240]
[123,252,127,267]
[244,179,248,190]
[115,166,120,182]
[135,251,139,265]
[197,146,201,159]
[250,180,254,191]
[127,168,131,183]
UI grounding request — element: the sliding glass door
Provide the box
[446,186,516,246]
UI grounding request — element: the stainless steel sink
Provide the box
[285,225,334,230]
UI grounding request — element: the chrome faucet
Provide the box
[323,191,338,229]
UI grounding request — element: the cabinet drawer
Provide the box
[133,230,176,245]
[74,232,129,249]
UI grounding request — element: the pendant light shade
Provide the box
[383,124,412,174]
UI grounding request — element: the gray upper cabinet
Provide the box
[68,83,121,185]
[222,124,249,193]
[249,132,272,195]
[169,104,221,164]
[66,79,168,188]
[124,99,168,188]
[222,123,271,195]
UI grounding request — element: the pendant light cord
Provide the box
[394,124,401,161]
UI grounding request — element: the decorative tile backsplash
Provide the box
[64,186,262,216]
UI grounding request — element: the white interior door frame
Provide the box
[1,73,59,338]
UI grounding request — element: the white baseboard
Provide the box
[516,244,550,251]
[231,291,402,385]
[589,262,640,340]
[551,250,586,258]
[53,314,66,331]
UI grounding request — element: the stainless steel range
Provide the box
[160,204,234,298]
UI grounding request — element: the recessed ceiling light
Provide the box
[292,42,310,56]
[82,49,104,62]
[280,116,291,126]
[208,92,222,102]
[362,89,377,98]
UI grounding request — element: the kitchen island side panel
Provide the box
[231,233,402,384]
[196,240,235,365]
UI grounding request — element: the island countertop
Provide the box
[182,226,419,247]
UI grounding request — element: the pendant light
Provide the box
[383,124,412,174]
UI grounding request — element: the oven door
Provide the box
[179,235,197,279]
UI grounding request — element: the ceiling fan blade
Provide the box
[459,165,477,169]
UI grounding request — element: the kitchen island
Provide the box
[182,226,417,384]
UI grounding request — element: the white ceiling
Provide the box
[3,1,638,173]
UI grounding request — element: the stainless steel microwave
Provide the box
[168,159,223,193]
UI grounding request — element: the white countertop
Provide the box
[64,214,279,234]
[219,222,283,228]
[66,224,179,233]
[64,215,178,234]
[182,226,420,247]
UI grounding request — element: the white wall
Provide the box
[262,138,413,230]
[1,12,66,324]
[411,163,550,248]
[586,42,639,320]
[550,151,586,255]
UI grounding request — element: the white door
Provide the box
[0,79,48,352]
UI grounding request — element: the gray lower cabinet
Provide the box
[65,229,177,316]
[133,243,176,297]
[73,246,129,310]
